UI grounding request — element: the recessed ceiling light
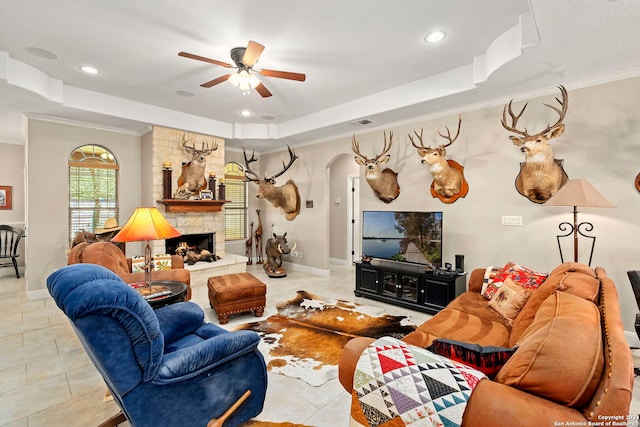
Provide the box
[79,65,99,75]
[176,90,194,97]
[241,110,252,117]
[26,46,58,60]
[425,30,446,44]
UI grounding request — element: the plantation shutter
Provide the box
[224,163,247,241]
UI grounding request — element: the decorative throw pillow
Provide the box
[153,254,172,271]
[492,262,548,291]
[488,278,533,326]
[480,265,503,298]
[131,255,172,272]
[131,256,145,273]
[427,338,519,377]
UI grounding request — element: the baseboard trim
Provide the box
[0,266,24,278]
[282,261,330,278]
[329,257,352,266]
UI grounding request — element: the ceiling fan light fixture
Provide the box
[230,69,260,91]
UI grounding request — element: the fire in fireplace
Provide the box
[165,232,215,257]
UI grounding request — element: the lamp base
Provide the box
[133,284,172,299]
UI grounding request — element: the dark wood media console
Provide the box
[354,260,467,315]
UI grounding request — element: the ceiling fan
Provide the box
[178,40,306,98]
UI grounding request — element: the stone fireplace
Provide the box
[142,126,247,284]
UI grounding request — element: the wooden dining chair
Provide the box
[0,225,23,278]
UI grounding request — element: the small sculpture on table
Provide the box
[255,209,264,264]
[263,233,296,278]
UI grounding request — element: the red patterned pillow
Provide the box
[481,264,512,300]
[427,338,519,377]
[492,262,548,290]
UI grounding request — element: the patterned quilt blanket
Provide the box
[351,337,487,427]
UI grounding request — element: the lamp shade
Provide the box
[543,179,616,208]
[111,207,181,243]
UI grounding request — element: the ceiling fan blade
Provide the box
[201,74,232,88]
[242,41,265,67]
[254,82,272,98]
[259,69,306,82]
[178,51,234,68]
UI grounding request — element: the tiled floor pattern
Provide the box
[0,264,638,426]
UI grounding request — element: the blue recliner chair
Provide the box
[47,264,268,427]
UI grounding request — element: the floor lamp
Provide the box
[543,179,615,266]
[111,207,182,297]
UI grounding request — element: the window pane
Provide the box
[69,145,118,241]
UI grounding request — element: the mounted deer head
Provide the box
[175,134,218,197]
[409,115,468,201]
[501,85,569,203]
[244,145,301,221]
[352,131,400,203]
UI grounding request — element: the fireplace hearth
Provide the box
[165,232,215,257]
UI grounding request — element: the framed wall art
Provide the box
[0,186,12,210]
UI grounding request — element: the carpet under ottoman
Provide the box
[207,273,267,324]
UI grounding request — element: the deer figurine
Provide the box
[501,85,569,203]
[246,221,253,265]
[175,134,218,198]
[408,115,468,202]
[351,131,400,203]
[244,145,301,221]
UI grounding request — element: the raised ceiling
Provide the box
[1,0,639,151]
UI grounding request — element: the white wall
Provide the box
[253,76,640,332]
[25,120,142,296]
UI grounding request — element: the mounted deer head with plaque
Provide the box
[352,131,400,203]
[501,85,570,203]
[244,145,301,221]
[175,134,218,198]
[409,115,468,203]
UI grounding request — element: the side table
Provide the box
[144,280,188,309]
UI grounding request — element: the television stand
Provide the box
[354,261,466,315]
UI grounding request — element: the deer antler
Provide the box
[540,85,568,135]
[501,85,568,138]
[437,115,462,148]
[201,140,219,155]
[352,132,394,161]
[408,128,428,150]
[501,100,530,137]
[351,135,368,161]
[242,146,261,182]
[374,131,393,161]
[266,144,298,182]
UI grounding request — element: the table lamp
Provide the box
[543,179,615,266]
[111,207,182,297]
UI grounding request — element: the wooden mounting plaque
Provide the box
[157,199,228,213]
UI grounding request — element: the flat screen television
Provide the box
[362,210,442,267]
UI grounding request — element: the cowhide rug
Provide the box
[233,290,416,386]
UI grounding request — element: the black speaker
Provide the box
[455,254,464,272]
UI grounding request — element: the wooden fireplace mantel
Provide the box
[157,199,229,213]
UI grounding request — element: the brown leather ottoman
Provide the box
[207,273,266,324]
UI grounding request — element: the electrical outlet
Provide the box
[501,215,523,226]
[292,251,299,258]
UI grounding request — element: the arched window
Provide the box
[224,162,247,241]
[68,145,119,240]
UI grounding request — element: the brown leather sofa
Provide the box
[67,241,192,300]
[339,262,634,426]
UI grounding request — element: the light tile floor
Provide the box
[0,264,638,426]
